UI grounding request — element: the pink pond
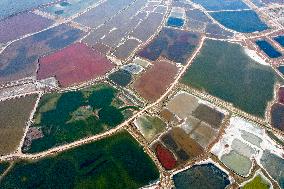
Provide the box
[37,42,114,87]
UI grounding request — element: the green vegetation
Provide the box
[24,84,138,153]
[1,132,159,189]
[0,162,10,175]
[182,40,281,117]
[243,175,270,189]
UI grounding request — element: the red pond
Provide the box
[278,87,284,104]
[37,42,114,87]
[133,60,178,102]
[155,143,177,170]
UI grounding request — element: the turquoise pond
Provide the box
[210,10,269,33]
[173,163,230,189]
[191,0,249,11]
[256,40,282,58]
[167,17,184,28]
[274,36,284,48]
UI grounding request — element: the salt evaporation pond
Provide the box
[212,116,284,181]
[109,70,132,87]
[278,66,284,75]
[182,39,279,117]
[221,150,252,176]
[191,0,249,11]
[0,0,53,19]
[122,63,143,74]
[250,0,265,7]
[274,36,284,48]
[134,114,166,142]
[270,103,284,132]
[42,0,101,18]
[256,40,282,58]
[210,10,268,33]
[242,172,271,189]
[260,150,284,189]
[173,163,230,189]
[0,12,53,43]
[0,24,85,84]
[167,17,184,28]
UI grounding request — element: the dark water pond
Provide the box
[173,163,230,189]
[277,66,284,75]
[256,40,282,58]
[270,103,284,132]
[167,17,184,28]
[274,36,284,48]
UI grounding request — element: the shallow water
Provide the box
[221,150,252,176]
[241,130,262,148]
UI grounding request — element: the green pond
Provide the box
[0,131,160,189]
[0,162,9,175]
[242,174,270,189]
[182,39,281,117]
[109,69,132,87]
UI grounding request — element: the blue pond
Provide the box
[191,0,249,11]
[274,36,284,48]
[173,163,230,189]
[256,40,282,58]
[278,66,284,75]
[210,10,269,33]
[167,17,184,28]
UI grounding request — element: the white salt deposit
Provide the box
[244,48,269,66]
